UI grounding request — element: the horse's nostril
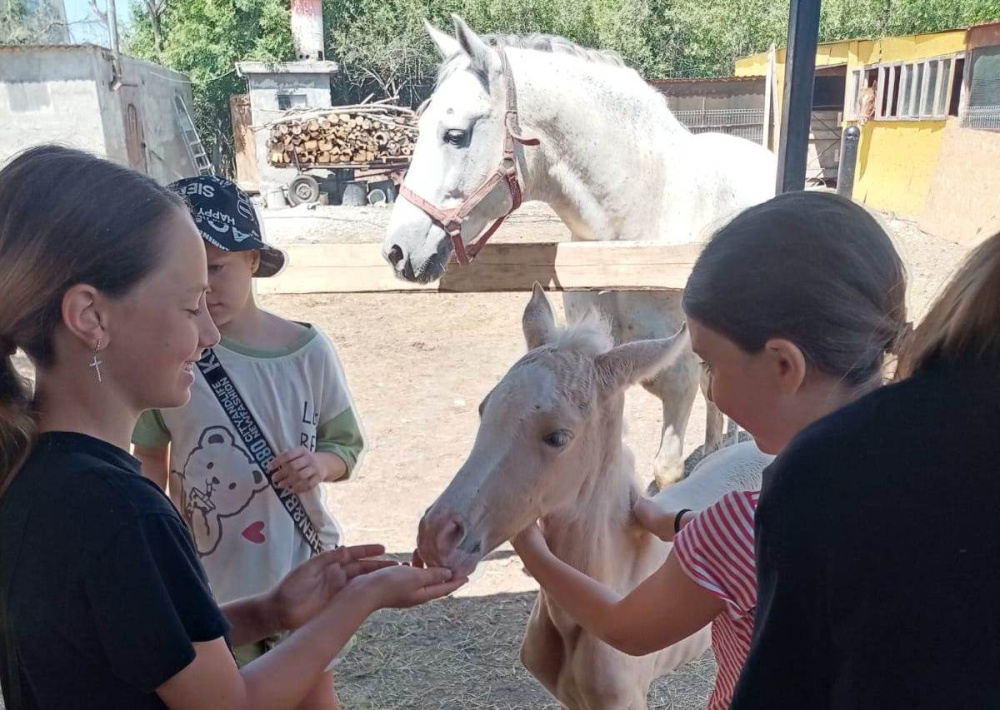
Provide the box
[387,244,404,267]
[439,519,466,553]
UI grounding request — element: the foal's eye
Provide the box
[443,129,467,146]
[543,430,573,449]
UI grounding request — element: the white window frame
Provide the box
[847,68,864,120]
[869,54,964,122]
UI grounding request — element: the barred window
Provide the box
[848,54,963,123]
[964,46,1000,131]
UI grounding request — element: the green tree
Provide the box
[128,0,295,172]
[129,0,1000,174]
[1,0,66,44]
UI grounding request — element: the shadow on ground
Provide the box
[337,563,715,710]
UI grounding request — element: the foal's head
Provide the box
[417,286,688,576]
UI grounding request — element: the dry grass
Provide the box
[336,555,717,710]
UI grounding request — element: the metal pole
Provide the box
[106,0,123,90]
[107,0,120,58]
[837,125,861,198]
[762,44,774,149]
[776,0,822,193]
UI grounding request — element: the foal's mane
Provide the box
[549,309,614,358]
[436,32,627,88]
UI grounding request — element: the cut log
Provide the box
[267,103,418,167]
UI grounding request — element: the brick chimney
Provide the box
[290,0,324,61]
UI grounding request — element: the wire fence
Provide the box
[672,108,765,143]
[962,106,1000,132]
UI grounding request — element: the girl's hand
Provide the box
[355,565,467,609]
[511,521,549,557]
[632,497,683,542]
[269,447,324,494]
[269,544,394,630]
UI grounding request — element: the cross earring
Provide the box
[89,339,103,384]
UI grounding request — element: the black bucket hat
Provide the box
[169,176,286,278]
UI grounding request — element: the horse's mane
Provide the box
[488,33,625,67]
[437,33,626,88]
[549,309,614,358]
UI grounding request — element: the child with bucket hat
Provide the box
[133,175,365,708]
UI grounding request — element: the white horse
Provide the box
[383,16,776,489]
[417,286,773,709]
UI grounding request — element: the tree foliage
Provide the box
[126,0,1000,173]
[127,0,295,171]
[1,0,66,44]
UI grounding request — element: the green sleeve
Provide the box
[132,409,171,449]
[316,408,364,480]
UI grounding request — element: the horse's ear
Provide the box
[523,282,556,350]
[595,325,690,393]
[425,19,460,60]
[452,14,497,76]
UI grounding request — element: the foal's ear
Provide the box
[452,14,497,77]
[523,282,557,350]
[595,324,690,393]
[426,20,461,60]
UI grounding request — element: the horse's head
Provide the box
[383,15,524,283]
[417,286,689,577]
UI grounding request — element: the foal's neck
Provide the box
[540,430,649,583]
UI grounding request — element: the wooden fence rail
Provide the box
[257,241,704,295]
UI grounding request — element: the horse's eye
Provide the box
[543,430,573,449]
[444,129,467,146]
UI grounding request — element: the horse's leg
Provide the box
[521,594,566,702]
[570,634,652,710]
[648,355,699,491]
[575,289,699,491]
[701,365,726,457]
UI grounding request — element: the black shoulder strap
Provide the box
[196,348,325,555]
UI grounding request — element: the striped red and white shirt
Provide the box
[674,490,759,710]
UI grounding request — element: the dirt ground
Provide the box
[253,201,970,709]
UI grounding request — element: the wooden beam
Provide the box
[256,241,703,295]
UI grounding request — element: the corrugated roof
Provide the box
[649,75,762,84]
[0,42,107,52]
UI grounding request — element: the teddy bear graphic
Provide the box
[174,426,270,556]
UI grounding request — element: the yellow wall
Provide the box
[877,30,968,62]
[854,120,949,215]
[734,29,966,76]
[735,50,776,76]
[734,29,968,215]
[844,30,965,213]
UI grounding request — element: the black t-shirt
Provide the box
[731,362,1000,709]
[0,432,230,709]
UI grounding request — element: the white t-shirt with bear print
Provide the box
[133,324,365,606]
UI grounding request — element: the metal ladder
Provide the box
[173,95,213,176]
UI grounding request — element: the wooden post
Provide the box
[763,43,776,150]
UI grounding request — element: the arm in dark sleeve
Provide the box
[84,513,231,692]
[731,456,833,709]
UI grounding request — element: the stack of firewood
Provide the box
[265,100,417,167]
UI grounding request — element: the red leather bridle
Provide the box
[399,48,540,266]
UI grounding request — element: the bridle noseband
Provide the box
[399,48,540,266]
